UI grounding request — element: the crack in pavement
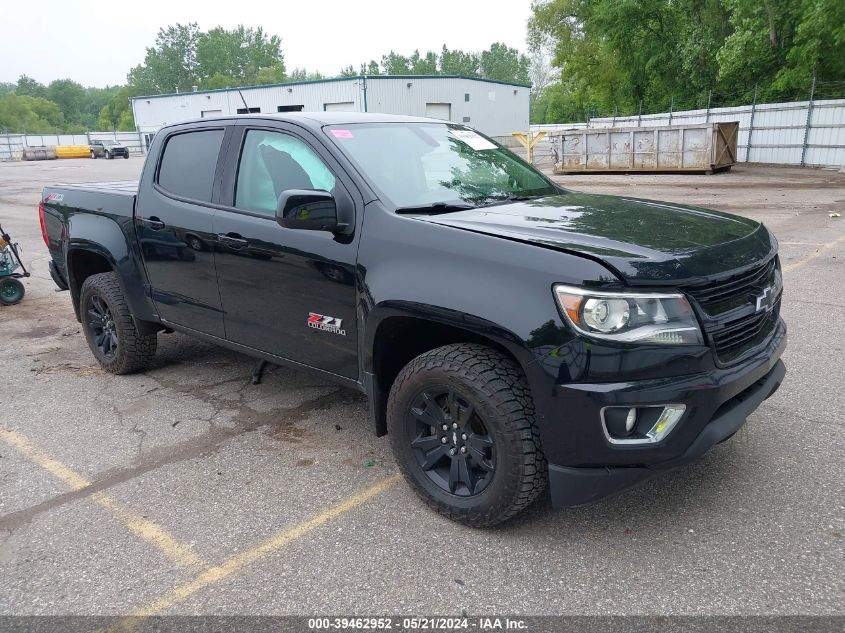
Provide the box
[0,389,350,534]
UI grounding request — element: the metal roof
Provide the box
[133,75,532,101]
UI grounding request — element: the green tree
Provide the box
[98,86,137,131]
[127,23,201,94]
[196,25,285,85]
[777,0,845,92]
[480,42,529,84]
[0,94,66,132]
[200,73,235,89]
[440,46,480,76]
[46,79,86,125]
[408,50,438,74]
[0,82,15,97]
[289,68,326,81]
[15,75,46,98]
[380,51,412,74]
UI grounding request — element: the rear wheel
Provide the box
[0,278,25,305]
[80,272,157,374]
[387,343,547,527]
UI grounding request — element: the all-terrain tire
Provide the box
[387,343,547,527]
[79,272,157,374]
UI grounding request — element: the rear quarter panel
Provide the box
[42,184,158,323]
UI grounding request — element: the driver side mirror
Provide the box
[276,190,346,233]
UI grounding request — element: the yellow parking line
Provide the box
[128,473,401,617]
[782,234,845,273]
[0,428,205,568]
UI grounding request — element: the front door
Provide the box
[135,127,227,337]
[213,125,360,378]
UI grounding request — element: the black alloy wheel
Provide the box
[86,294,118,359]
[407,387,496,497]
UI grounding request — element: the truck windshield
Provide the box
[324,123,558,208]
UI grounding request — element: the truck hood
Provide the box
[416,193,775,284]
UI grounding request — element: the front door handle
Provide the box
[139,216,165,230]
[217,233,248,249]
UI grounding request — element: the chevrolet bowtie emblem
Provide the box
[754,286,776,313]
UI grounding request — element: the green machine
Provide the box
[0,224,29,305]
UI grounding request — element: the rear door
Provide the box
[136,126,229,337]
[212,121,362,378]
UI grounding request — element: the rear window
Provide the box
[157,130,225,202]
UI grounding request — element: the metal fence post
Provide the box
[637,100,642,127]
[668,96,674,126]
[800,75,817,167]
[612,105,617,127]
[746,86,758,163]
[705,90,712,123]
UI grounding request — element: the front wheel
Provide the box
[80,272,157,374]
[0,278,25,305]
[387,343,547,527]
[90,150,97,159]
[123,153,129,159]
[105,151,112,159]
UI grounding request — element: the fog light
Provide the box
[625,408,637,432]
[601,405,686,445]
[603,407,638,437]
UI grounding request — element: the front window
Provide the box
[324,123,558,208]
[235,129,336,215]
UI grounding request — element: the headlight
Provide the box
[554,284,703,345]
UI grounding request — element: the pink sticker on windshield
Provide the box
[331,129,354,139]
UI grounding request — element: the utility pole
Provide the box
[800,74,817,167]
[746,85,758,163]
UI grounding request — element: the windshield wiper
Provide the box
[395,201,476,215]
[481,194,543,207]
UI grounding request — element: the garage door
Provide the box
[324,102,356,112]
[425,103,451,121]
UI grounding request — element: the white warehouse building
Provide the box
[131,75,529,145]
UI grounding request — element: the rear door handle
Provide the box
[139,216,165,230]
[217,233,248,249]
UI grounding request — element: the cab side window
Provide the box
[234,129,336,215]
[157,129,225,203]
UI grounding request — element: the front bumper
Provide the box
[543,319,786,507]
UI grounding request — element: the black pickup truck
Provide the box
[41,113,786,526]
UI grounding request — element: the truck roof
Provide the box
[160,112,445,133]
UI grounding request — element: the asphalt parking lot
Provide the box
[0,157,843,617]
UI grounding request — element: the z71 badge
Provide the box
[307,313,346,336]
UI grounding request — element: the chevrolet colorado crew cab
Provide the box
[41,113,786,526]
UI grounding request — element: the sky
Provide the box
[3,0,534,87]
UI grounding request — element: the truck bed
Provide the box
[43,181,138,218]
